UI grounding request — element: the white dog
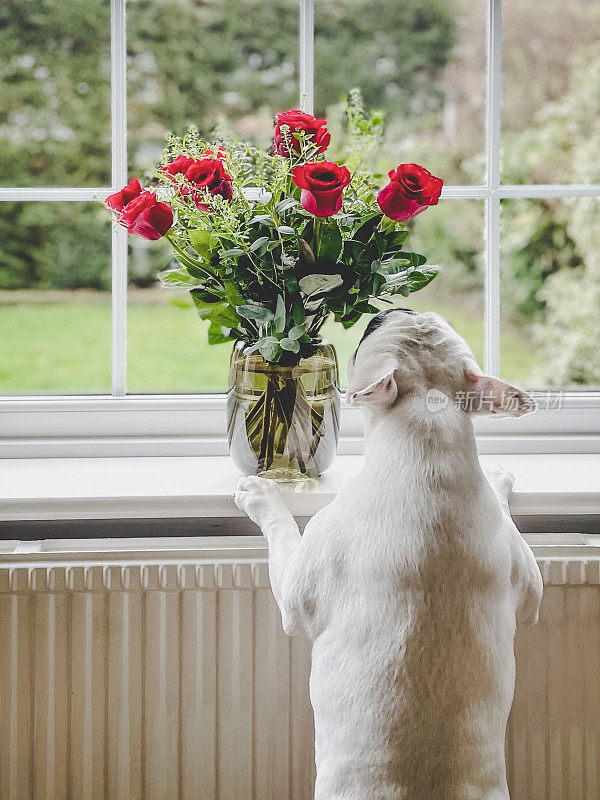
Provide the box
[235,309,543,800]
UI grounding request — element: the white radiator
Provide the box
[0,539,599,800]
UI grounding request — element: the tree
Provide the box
[0,0,454,290]
[503,46,600,385]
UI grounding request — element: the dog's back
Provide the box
[304,464,519,800]
[235,309,542,800]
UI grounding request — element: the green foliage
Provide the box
[0,202,112,291]
[501,45,600,384]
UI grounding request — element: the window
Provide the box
[1,0,599,454]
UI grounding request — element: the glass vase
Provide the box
[227,341,340,481]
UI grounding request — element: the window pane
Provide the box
[501,0,600,184]
[500,198,600,389]
[0,202,111,394]
[127,0,299,175]
[0,0,111,187]
[324,200,484,387]
[126,238,230,393]
[126,0,299,393]
[314,0,487,185]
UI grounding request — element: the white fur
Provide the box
[235,310,543,800]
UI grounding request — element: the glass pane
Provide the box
[324,199,484,387]
[501,0,600,184]
[127,0,299,174]
[0,0,111,187]
[127,237,230,393]
[314,0,487,185]
[0,202,111,394]
[500,198,600,389]
[126,0,299,392]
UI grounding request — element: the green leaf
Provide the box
[208,322,237,345]
[274,198,299,214]
[288,324,307,340]
[299,273,344,296]
[276,225,296,236]
[223,280,244,307]
[372,273,386,293]
[341,312,362,329]
[316,223,343,262]
[353,302,380,314]
[191,294,240,326]
[187,264,211,280]
[273,294,286,334]
[374,258,410,276]
[236,303,275,323]
[249,215,276,228]
[189,230,218,260]
[390,229,409,248]
[258,338,282,362]
[191,289,221,303]
[393,251,427,267]
[280,337,300,353]
[408,267,439,290]
[344,238,367,263]
[220,247,245,258]
[292,304,306,326]
[354,214,380,243]
[249,236,270,253]
[158,268,200,287]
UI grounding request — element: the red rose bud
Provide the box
[120,191,173,240]
[377,163,443,222]
[274,109,331,158]
[184,157,233,209]
[292,161,351,218]
[105,178,142,212]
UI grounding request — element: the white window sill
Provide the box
[0,453,599,522]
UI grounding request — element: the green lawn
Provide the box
[0,293,541,394]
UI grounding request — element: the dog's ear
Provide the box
[347,371,398,407]
[463,371,536,417]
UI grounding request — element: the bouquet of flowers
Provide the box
[105,94,443,476]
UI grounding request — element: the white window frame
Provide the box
[1,0,599,458]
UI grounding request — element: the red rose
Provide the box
[185,157,233,209]
[119,191,173,240]
[161,155,196,176]
[162,156,233,210]
[274,109,331,158]
[292,161,351,217]
[105,178,142,212]
[377,163,443,222]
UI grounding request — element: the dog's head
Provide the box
[346,309,535,418]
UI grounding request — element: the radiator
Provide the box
[0,541,599,800]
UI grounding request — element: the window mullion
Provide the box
[485,197,501,376]
[110,0,128,397]
[299,0,314,114]
[484,0,502,375]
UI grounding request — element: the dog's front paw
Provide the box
[234,476,289,530]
